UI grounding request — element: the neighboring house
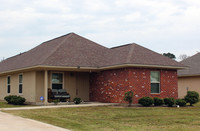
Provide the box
[178,53,200,98]
[0,33,185,104]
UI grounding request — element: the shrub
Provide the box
[73,97,81,104]
[176,99,186,107]
[4,95,26,105]
[138,97,153,107]
[164,98,175,107]
[153,97,164,106]
[124,91,133,106]
[184,91,199,106]
[53,99,60,105]
[4,95,12,104]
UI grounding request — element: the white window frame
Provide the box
[18,74,23,94]
[51,72,64,90]
[7,76,11,94]
[150,71,160,94]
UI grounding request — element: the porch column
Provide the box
[44,70,48,104]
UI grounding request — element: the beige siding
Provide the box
[0,71,36,102]
[51,72,90,101]
[64,72,76,101]
[76,72,89,101]
[23,71,36,102]
[0,76,7,100]
[0,70,90,103]
[35,71,44,102]
[178,76,200,98]
[48,71,51,90]
[10,74,18,95]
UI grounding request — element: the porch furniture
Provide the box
[51,89,70,102]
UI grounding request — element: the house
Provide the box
[178,53,200,98]
[0,33,185,104]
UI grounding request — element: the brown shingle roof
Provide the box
[104,44,183,67]
[0,33,185,73]
[178,53,200,77]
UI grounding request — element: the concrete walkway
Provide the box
[0,111,69,131]
[0,102,117,111]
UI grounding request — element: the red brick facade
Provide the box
[89,68,178,104]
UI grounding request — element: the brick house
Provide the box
[0,33,184,104]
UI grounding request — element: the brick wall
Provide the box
[89,68,178,104]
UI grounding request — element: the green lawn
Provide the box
[3,103,200,131]
[0,101,33,108]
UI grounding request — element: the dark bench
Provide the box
[51,89,70,102]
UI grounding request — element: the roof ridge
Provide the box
[180,52,200,62]
[110,43,136,49]
[39,33,73,65]
[40,32,74,44]
[75,33,108,49]
[1,51,27,62]
[126,44,135,63]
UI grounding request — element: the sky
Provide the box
[0,0,200,61]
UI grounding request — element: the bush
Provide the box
[164,98,175,107]
[138,97,153,107]
[4,95,26,105]
[153,97,164,106]
[124,91,133,106]
[176,99,186,107]
[53,99,60,105]
[184,91,199,106]
[4,95,12,104]
[73,97,81,104]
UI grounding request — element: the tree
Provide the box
[124,91,133,106]
[179,54,189,61]
[163,53,176,59]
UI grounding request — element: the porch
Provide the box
[37,70,90,104]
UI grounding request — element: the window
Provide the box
[150,71,160,93]
[19,74,23,94]
[7,76,11,93]
[52,73,63,89]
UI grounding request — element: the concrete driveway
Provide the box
[0,111,70,131]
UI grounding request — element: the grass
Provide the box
[3,103,200,131]
[0,101,33,108]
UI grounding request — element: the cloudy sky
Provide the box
[0,0,200,61]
